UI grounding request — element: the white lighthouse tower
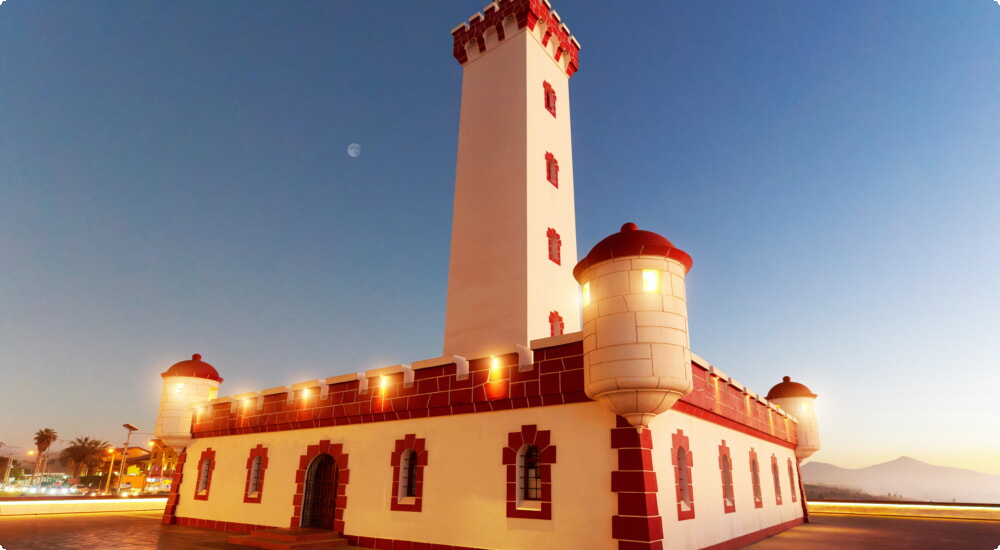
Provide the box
[154,354,223,451]
[444,0,582,360]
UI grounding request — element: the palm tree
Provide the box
[33,428,58,481]
[59,437,112,478]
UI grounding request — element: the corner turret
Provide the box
[573,223,694,428]
[766,376,820,460]
[154,354,222,451]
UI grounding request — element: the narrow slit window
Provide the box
[772,455,783,505]
[543,81,556,117]
[549,311,564,337]
[750,450,763,509]
[545,152,559,188]
[547,228,561,265]
[521,445,542,501]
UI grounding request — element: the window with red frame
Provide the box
[548,311,564,337]
[718,440,735,514]
[503,425,556,520]
[547,228,561,265]
[243,444,269,504]
[194,448,216,501]
[543,81,556,117]
[749,449,763,509]
[771,454,783,505]
[672,430,695,520]
[545,152,559,188]
[390,434,427,512]
[787,458,798,503]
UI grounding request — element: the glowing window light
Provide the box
[381,376,388,392]
[243,398,252,408]
[175,383,184,393]
[642,270,659,292]
[582,282,591,306]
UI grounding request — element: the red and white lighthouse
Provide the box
[444,0,582,360]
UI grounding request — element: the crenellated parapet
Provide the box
[452,0,581,77]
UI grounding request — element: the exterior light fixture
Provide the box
[175,383,184,393]
[642,269,659,292]
[582,282,591,306]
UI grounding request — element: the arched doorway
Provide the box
[301,453,338,529]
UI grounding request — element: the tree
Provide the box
[59,437,112,477]
[33,428,58,480]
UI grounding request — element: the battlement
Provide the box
[452,0,581,77]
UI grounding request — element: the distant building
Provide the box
[155,2,820,549]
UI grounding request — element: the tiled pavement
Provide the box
[1,511,999,549]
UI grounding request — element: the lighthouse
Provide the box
[154,354,223,451]
[444,0,582,360]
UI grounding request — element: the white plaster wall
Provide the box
[649,410,804,550]
[175,401,616,549]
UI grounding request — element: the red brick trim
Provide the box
[290,440,349,532]
[771,454,783,506]
[190,343,588,439]
[502,424,555,519]
[193,448,216,501]
[547,228,561,265]
[346,534,487,550]
[545,152,559,187]
[161,449,187,525]
[390,434,427,512]
[670,430,695,521]
[699,516,804,550]
[611,417,664,549]
[749,448,763,509]
[243,444,269,504]
[548,311,564,337]
[674,401,796,450]
[787,458,798,503]
[543,81,557,116]
[718,441,735,514]
[173,516,272,533]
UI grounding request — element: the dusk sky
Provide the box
[2,1,998,476]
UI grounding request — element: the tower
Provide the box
[154,354,223,451]
[573,223,695,428]
[766,376,820,460]
[444,0,582,360]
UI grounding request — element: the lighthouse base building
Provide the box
[154,2,820,549]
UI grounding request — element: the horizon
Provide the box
[2,1,999,475]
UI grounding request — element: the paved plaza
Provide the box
[0,511,998,549]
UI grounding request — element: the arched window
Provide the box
[672,430,694,520]
[719,440,735,514]
[545,152,559,188]
[194,448,216,501]
[549,311,564,337]
[547,228,561,265]
[788,458,798,503]
[543,81,556,117]
[749,449,762,509]
[243,445,268,503]
[390,434,427,512]
[771,454,783,505]
[521,445,542,501]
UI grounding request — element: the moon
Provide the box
[347,143,361,158]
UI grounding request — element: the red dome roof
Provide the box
[573,223,692,280]
[161,354,223,382]
[766,376,816,399]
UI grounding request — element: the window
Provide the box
[543,81,556,117]
[243,445,269,504]
[545,152,559,187]
[642,269,660,292]
[718,440,735,514]
[503,425,556,519]
[771,454,783,505]
[547,228,561,265]
[390,434,427,512]
[549,311,564,337]
[521,445,542,501]
[671,430,694,520]
[749,448,762,508]
[788,458,798,503]
[193,448,216,501]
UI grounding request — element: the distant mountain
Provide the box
[801,456,1000,504]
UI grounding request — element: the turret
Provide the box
[573,223,694,429]
[154,354,222,451]
[766,376,820,460]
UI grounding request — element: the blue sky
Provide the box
[2,1,998,475]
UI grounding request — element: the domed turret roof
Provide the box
[573,223,692,280]
[161,354,223,382]
[766,376,816,399]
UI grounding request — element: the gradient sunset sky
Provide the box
[2,1,998,475]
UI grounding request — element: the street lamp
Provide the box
[103,448,116,494]
[115,424,139,495]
